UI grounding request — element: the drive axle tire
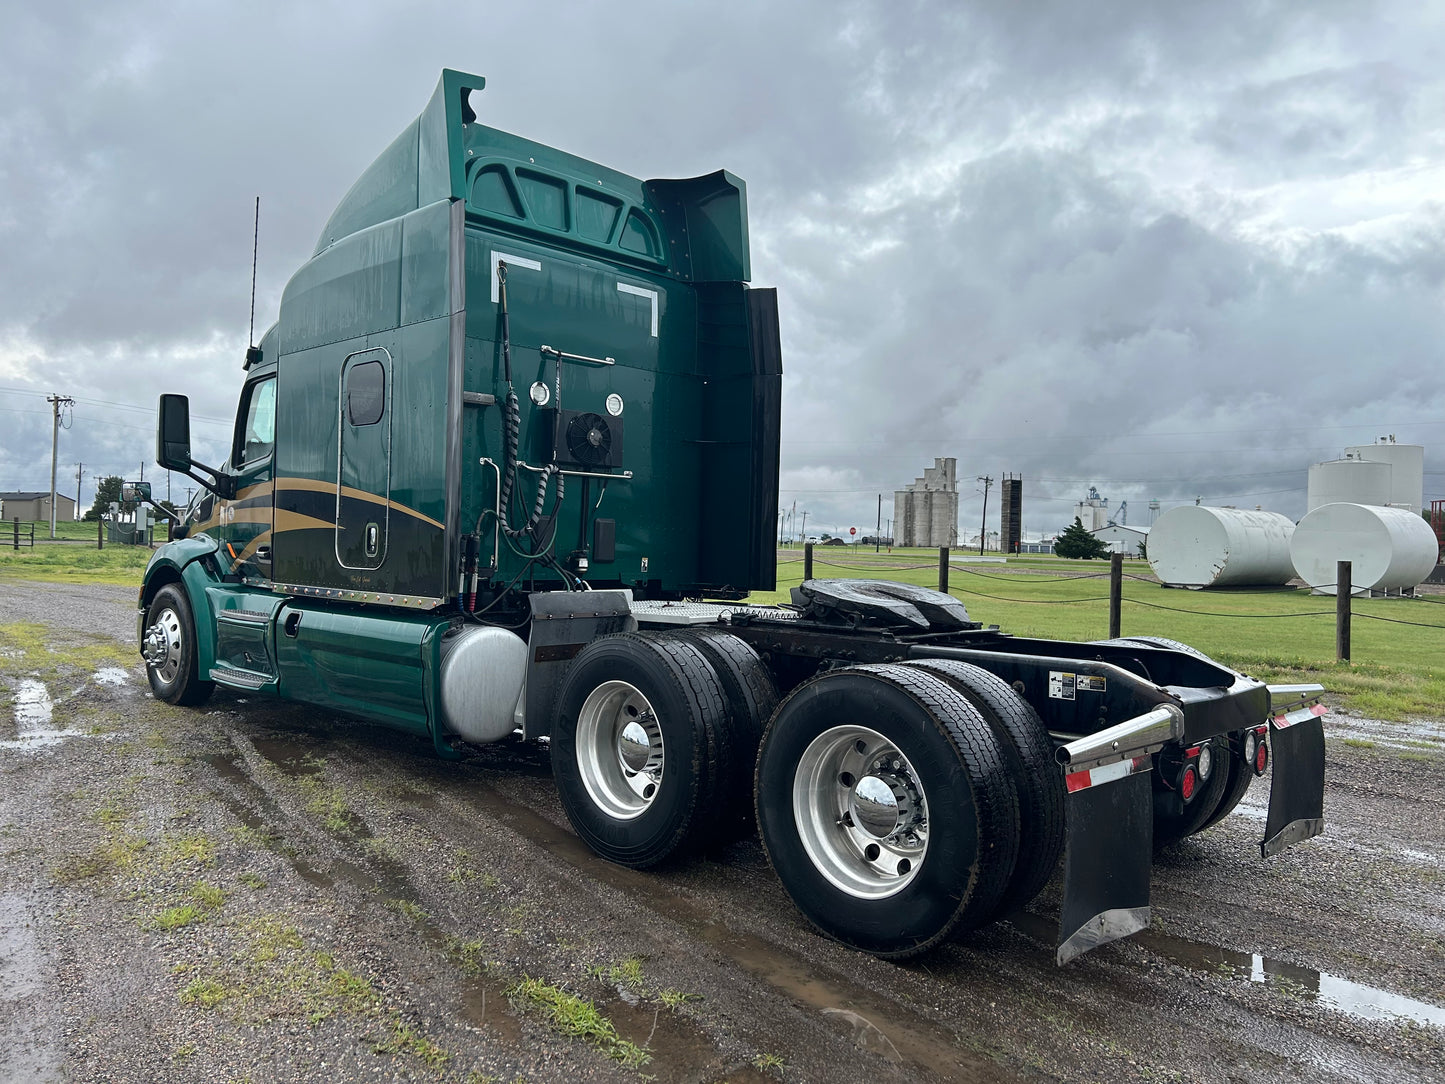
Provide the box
[1197,734,1255,832]
[141,584,214,707]
[755,664,1020,959]
[552,633,728,868]
[663,629,778,842]
[905,658,1064,915]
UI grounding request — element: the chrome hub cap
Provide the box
[575,680,663,820]
[793,725,929,899]
[142,608,182,684]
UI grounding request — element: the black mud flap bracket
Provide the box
[1262,685,1327,859]
[1054,704,1183,965]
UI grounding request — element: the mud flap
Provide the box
[1261,703,1327,858]
[1057,757,1153,965]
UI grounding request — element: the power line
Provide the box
[0,386,232,425]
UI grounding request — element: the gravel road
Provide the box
[2,577,1443,1083]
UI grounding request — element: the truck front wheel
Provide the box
[141,584,214,706]
[552,633,728,868]
[755,664,1020,958]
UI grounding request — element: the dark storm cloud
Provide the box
[1,0,1441,531]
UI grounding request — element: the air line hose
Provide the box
[495,260,564,544]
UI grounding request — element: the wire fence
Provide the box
[777,544,1445,649]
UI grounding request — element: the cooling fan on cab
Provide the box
[550,408,624,470]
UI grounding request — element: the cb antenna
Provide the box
[245,196,261,368]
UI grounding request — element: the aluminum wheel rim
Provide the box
[143,607,184,685]
[793,724,929,899]
[575,680,663,821]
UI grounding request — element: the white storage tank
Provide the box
[1307,457,1392,513]
[1344,441,1425,514]
[1289,503,1440,596]
[1147,506,1297,588]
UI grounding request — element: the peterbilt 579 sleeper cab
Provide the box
[134,69,1326,963]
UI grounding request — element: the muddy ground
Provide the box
[1,579,1443,1084]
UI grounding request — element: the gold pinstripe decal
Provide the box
[275,477,445,531]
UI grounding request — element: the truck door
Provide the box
[220,371,277,581]
[336,348,391,570]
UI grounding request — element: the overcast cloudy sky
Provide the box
[2,1,1443,539]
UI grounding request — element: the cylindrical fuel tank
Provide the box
[1343,443,1425,513]
[1289,503,1440,595]
[439,625,528,743]
[1147,506,1297,588]
[1307,458,1391,513]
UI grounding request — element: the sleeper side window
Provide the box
[346,360,385,426]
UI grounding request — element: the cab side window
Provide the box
[235,376,277,466]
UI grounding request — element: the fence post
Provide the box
[1109,552,1123,639]
[97,518,104,550]
[11,517,17,551]
[1336,560,1352,662]
[803,542,814,582]
[938,547,950,593]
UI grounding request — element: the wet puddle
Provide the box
[1,680,86,751]
[1009,913,1445,1028]
[0,892,60,1080]
[1328,716,1445,753]
[92,667,130,687]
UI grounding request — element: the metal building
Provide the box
[0,491,77,522]
[894,458,959,548]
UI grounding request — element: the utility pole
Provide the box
[46,394,73,539]
[74,463,84,522]
[800,510,808,541]
[876,494,882,553]
[977,475,993,556]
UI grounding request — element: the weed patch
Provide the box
[508,975,649,1068]
[53,831,149,883]
[175,915,379,1024]
[372,1017,449,1069]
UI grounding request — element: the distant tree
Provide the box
[1054,517,1109,560]
[84,476,128,521]
[820,532,832,541]
[1137,537,1148,560]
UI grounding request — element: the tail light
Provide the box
[1179,762,1200,802]
[1249,725,1269,776]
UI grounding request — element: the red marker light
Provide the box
[1180,764,1199,801]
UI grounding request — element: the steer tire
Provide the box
[755,664,1020,959]
[552,633,728,868]
[662,628,778,842]
[142,584,215,707]
[904,658,1064,915]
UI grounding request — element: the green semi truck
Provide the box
[134,70,1326,964]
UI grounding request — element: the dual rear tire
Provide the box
[550,630,776,868]
[552,636,1062,958]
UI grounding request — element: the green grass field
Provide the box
[0,521,152,585]
[764,548,1445,722]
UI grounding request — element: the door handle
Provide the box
[255,546,272,561]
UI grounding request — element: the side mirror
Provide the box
[157,394,192,471]
[122,481,152,503]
